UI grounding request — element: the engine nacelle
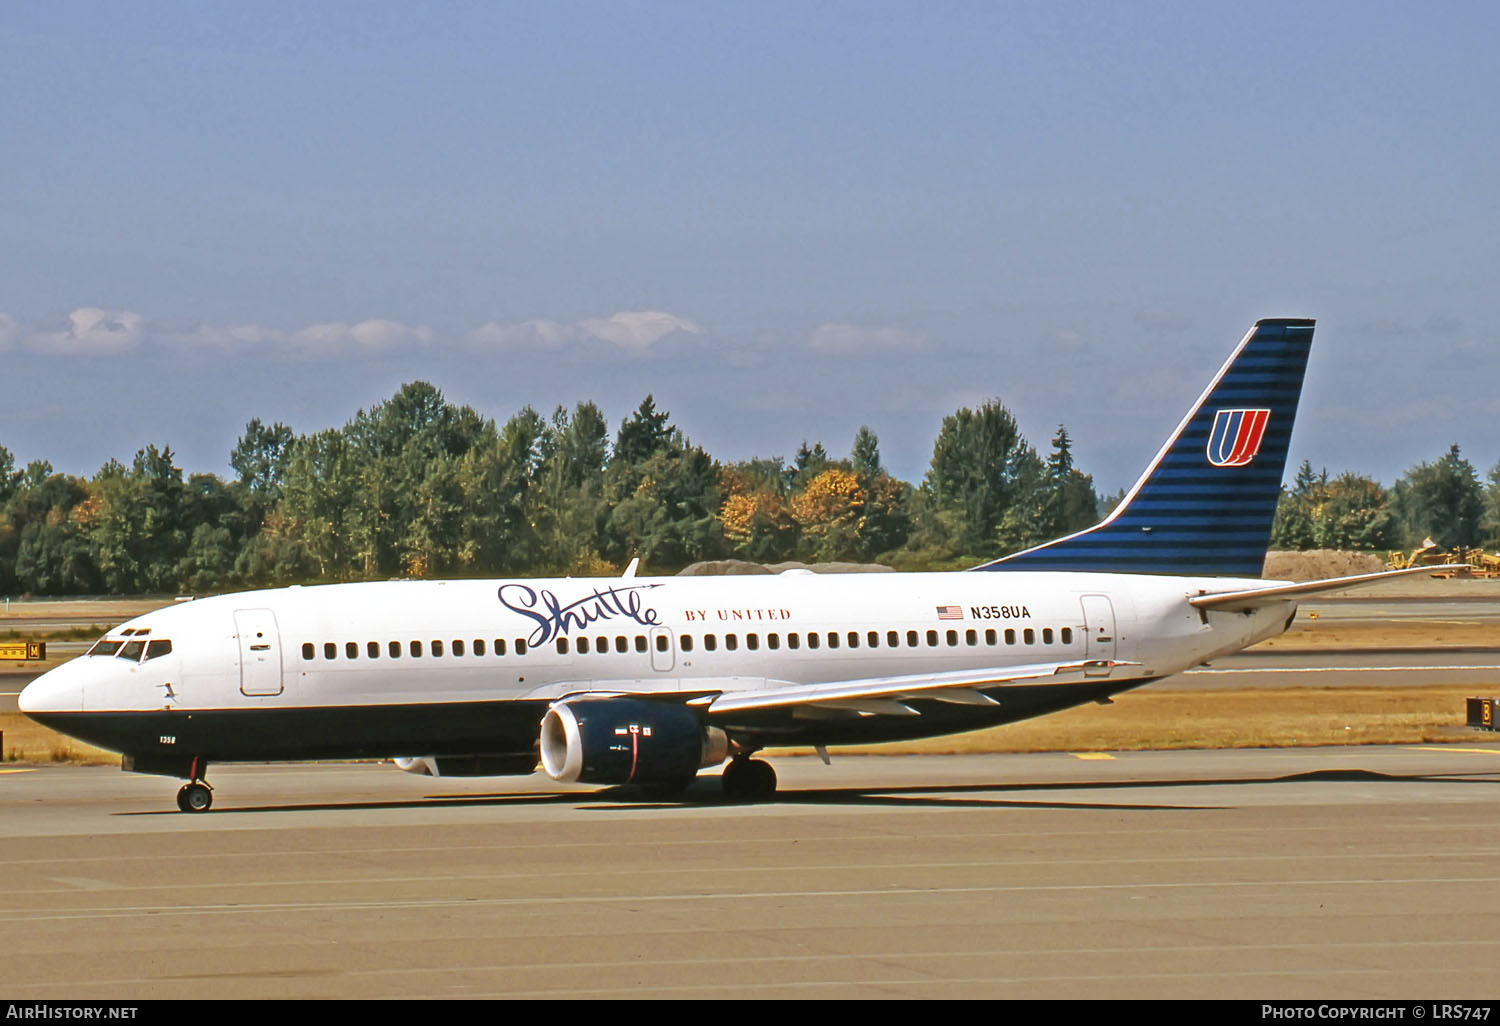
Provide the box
[539,698,729,786]
[393,754,539,777]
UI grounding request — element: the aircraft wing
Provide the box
[1188,564,1467,612]
[693,658,1134,718]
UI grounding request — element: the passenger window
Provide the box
[324,642,337,660]
[302,643,315,660]
[788,633,800,650]
[985,629,997,645]
[907,630,919,647]
[747,634,759,651]
[827,632,839,649]
[768,633,780,650]
[847,632,859,649]
[946,630,958,647]
[389,641,401,658]
[656,634,669,652]
[616,636,628,653]
[966,629,977,646]
[368,641,380,658]
[557,638,569,655]
[1061,627,1073,645]
[1024,629,1035,645]
[453,640,465,657]
[887,631,898,647]
[1005,629,1016,645]
[868,631,879,648]
[681,635,694,652]
[577,637,590,655]
[474,639,485,656]
[926,630,938,647]
[493,639,506,656]
[1043,628,1054,644]
[346,642,358,659]
[432,640,444,657]
[597,636,608,654]
[410,640,423,657]
[705,634,717,652]
[635,636,647,653]
[145,639,173,660]
[515,639,527,655]
[726,634,738,652]
[807,633,819,650]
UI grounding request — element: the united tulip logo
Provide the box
[1206,409,1270,467]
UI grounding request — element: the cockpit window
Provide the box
[87,639,124,657]
[118,640,146,661]
[144,639,173,660]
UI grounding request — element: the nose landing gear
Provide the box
[176,781,213,812]
[175,757,213,812]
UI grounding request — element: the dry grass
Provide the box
[0,712,117,765]
[1260,620,1500,650]
[837,684,1488,755]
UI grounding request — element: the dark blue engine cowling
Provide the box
[540,698,728,786]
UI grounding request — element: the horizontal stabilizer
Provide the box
[1188,564,1468,611]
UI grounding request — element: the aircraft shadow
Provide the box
[116,765,1500,816]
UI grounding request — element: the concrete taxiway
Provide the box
[3,746,1500,999]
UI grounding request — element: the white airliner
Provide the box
[19,317,1431,812]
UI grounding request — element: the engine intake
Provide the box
[540,698,728,786]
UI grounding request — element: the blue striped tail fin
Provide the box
[976,317,1315,577]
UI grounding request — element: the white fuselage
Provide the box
[21,569,1293,759]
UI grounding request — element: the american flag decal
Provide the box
[936,605,964,620]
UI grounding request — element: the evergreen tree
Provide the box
[1392,445,1484,548]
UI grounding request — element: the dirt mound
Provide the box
[1261,550,1387,581]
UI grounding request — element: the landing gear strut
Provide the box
[176,757,213,813]
[721,757,777,801]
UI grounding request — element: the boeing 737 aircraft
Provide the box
[20,317,1431,812]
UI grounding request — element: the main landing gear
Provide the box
[721,757,777,801]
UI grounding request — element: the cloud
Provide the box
[0,313,17,350]
[807,322,925,353]
[292,319,434,350]
[1135,310,1193,333]
[1048,328,1086,352]
[159,318,433,353]
[38,307,146,354]
[466,310,702,354]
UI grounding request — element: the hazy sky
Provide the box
[3,1,1496,493]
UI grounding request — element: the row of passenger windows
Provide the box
[674,627,1072,653]
[302,637,536,661]
[299,626,1074,662]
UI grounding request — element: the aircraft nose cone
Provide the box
[18,663,84,716]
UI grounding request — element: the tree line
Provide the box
[0,380,1496,595]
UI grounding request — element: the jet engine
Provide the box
[393,754,539,777]
[539,698,728,787]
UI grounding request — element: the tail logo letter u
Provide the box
[1206,408,1270,467]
